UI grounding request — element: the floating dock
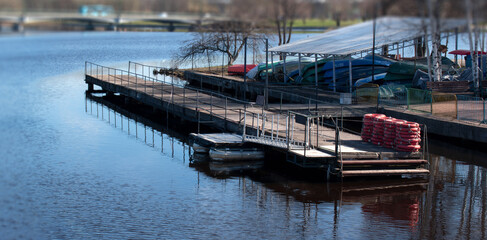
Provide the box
[85,61,429,179]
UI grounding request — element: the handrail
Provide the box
[85,61,340,154]
[85,61,256,123]
[129,62,341,109]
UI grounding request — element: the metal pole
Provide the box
[244,37,247,101]
[196,91,199,114]
[265,38,269,109]
[286,114,290,150]
[291,115,295,142]
[402,41,405,59]
[271,51,275,74]
[316,117,319,148]
[298,53,302,77]
[484,99,486,123]
[243,110,247,138]
[372,7,376,83]
[315,54,319,111]
[256,113,260,137]
[283,54,287,83]
[304,117,308,157]
[455,28,459,64]
[276,114,280,139]
[280,92,283,112]
[333,56,336,92]
[349,56,353,93]
[396,43,399,59]
[271,115,274,140]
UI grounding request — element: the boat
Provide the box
[209,147,265,161]
[192,143,210,153]
[355,73,387,87]
[384,57,458,82]
[228,64,257,76]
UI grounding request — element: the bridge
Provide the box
[0,11,228,32]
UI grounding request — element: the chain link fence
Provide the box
[457,95,486,123]
[353,84,486,124]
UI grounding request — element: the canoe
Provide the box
[449,50,487,55]
[209,147,265,161]
[228,64,257,76]
[355,73,387,87]
[323,66,389,79]
[322,58,393,72]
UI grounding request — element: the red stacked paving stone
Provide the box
[395,121,422,152]
[370,115,387,146]
[361,114,384,142]
[381,117,397,148]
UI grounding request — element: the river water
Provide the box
[0,31,485,239]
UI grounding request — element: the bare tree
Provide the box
[269,0,303,46]
[174,21,264,66]
[329,0,351,27]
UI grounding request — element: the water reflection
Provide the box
[85,94,191,163]
[84,92,487,239]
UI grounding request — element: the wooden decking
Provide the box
[85,62,429,178]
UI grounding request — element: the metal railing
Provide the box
[85,61,254,130]
[241,110,341,158]
[129,61,186,87]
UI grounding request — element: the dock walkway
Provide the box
[85,62,429,178]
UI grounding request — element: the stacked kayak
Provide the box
[320,56,394,91]
[384,56,458,82]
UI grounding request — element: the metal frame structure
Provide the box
[263,17,467,93]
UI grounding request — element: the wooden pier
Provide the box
[85,61,429,179]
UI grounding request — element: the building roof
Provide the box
[269,16,467,56]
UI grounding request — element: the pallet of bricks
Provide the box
[361,114,421,152]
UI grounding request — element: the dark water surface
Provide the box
[0,32,485,239]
